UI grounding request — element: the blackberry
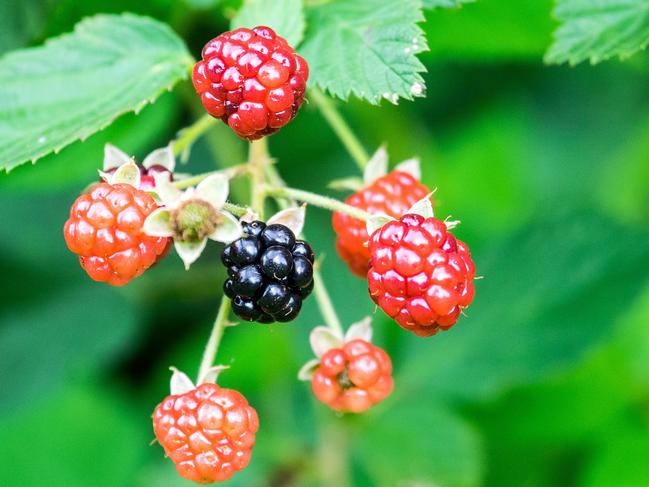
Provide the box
[223,221,315,323]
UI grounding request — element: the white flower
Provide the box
[143,173,242,269]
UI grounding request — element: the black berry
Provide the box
[260,246,293,279]
[222,221,315,323]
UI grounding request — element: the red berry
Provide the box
[193,26,309,140]
[332,171,431,277]
[311,339,393,413]
[367,214,476,336]
[153,383,259,484]
[63,182,169,286]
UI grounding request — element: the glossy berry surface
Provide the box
[332,171,431,277]
[153,383,258,484]
[223,221,314,323]
[192,26,309,140]
[104,164,173,191]
[63,183,169,286]
[367,214,476,337]
[311,339,393,413]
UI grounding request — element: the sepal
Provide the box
[310,326,344,357]
[103,143,131,171]
[297,359,320,381]
[143,144,175,172]
[365,214,395,237]
[267,205,306,236]
[174,239,208,270]
[407,194,435,219]
[169,367,195,395]
[394,158,421,180]
[197,365,230,385]
[328,176,364,192]
[363,145,389,185]
[344,316,373,343]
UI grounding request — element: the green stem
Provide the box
[173,163,250,189]
[197,295,232,383]
[313,268,344,336]
[249,139,271,217]
[223,202,249,217]
[309,88,369,171]
[264,185,373,221]
[172,114,217,157]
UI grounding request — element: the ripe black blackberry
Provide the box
[222,220,315,323]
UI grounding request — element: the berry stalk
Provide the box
[309,88,369,170]
[173,163,250,189]
[313,268,344,336]
[172,114,217,157]
[264,185,373,221]
[249,138,271,217]
[197,294,232,383]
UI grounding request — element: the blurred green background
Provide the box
[2,1,649,486]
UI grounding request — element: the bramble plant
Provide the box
[4,0,649,485]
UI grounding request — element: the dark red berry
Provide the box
[193,26,309,140]
[367,214,476,336]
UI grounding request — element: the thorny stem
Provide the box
[264,185,373,222]
[249,138,271,217]
[172,114,217,158]
[309,88,369,171]
[196,295,232,383]
[173,163,250,189]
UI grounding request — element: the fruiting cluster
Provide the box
[62,26,476,485]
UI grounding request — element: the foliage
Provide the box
[1,1,649,486]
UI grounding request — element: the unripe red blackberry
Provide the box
[311,339,393,413]
[222,221,315,323]
[368,214,476,336]
[192,26,309,140]
[153,383,258,484]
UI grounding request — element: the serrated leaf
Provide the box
[301,0,428,104]
[0,13,193,172]
[231,0,305,46]
[546,0,649,65]
[424,0,475,8]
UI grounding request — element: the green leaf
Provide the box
[356,400,482,487]
[231,0,305,46]
[0,13,192,173]
[546,0,649,65]
[0,286,139,411]
[300,0,428,104]
[0,385,144,486]
[403,211,649,400]
[424,0,474,8]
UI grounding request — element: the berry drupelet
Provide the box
[311,339,393,413]
[222,221,315,323]
[367,214,476,337]
[192,26,309,140]
[332,170,431,277]
[153,383,259,484]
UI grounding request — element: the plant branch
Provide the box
[264,185,373,221]
[173,163,250,189]
[309,88,369,171]
[249,139,271,217]
[313,268,344,336]
[197,295,232,383]
[172,114,217,157]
